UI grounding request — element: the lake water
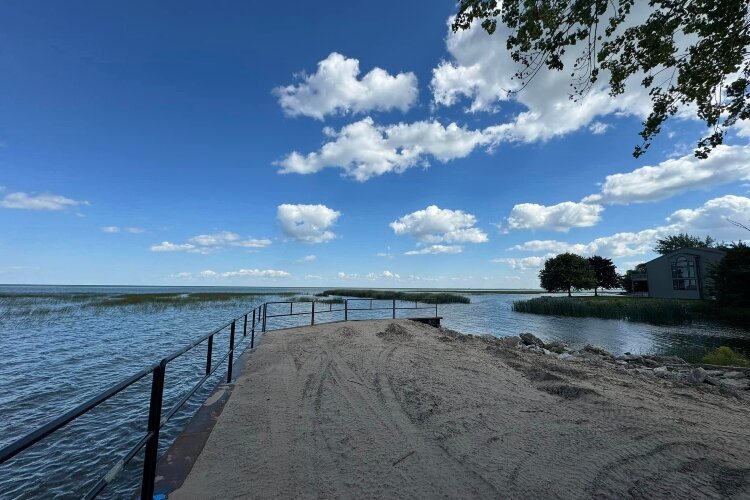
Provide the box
[1,285,748,499]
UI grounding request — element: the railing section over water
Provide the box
[0,297,439,498]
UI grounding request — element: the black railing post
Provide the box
[251,308,256,348]
[205,335,213,375]
[141,359,166,500]
[344,300,348,321]
[392,299,396,319]
[311,300,315,325]
[227,321,235,384]
[435,299,438,318]
[243,314,247,337]
[262,303,267,332]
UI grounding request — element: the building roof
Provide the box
[645,247,726,265]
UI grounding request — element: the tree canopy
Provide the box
[653,233,715,254]
[453,0,750,159]
[707,242,750,304]
[587,255,621,295]
[539,253,597,296]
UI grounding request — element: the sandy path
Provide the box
[170,320,750,499]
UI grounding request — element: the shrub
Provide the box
[701,346,750,367]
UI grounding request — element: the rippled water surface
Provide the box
[1,285,748,499]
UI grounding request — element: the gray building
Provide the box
[630,247,726,300]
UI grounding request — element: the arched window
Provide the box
[671,256,697,290]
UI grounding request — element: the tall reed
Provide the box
[512,297,692,325]
[317,289,470,304]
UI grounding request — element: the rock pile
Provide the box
[507,331,750,392]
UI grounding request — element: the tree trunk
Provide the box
[567,286,572,297]
[595,287,598,296]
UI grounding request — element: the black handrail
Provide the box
[0,296,440,498]
[264,298,438,323]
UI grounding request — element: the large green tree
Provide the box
[653,233,715,254]
[539,253,597,296]
[707,242,750,304]
[453,0,750,159]
[586,255,621,296]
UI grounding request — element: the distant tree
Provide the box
[587,256,621,296]
[539,253,597,297]
[453,0,750,159]
[707,242,750,304]
[621,263,647,292]
[653,233,715,255]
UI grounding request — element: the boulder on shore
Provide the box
[689,367,708,384]
[520,332,544,347]
[583,345,613,358]
[545,341,568,354]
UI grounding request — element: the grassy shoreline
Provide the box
[512,295,750,328]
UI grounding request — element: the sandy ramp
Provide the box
[170,320,750,499]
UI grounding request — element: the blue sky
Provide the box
[1,0,749,288]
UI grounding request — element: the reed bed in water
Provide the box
[88,292,282,307]
[288,296,344,304]
[512,296,692,326]
[0,291,290,319]
[316,289,470,304]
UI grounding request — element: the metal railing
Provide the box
[263,297,439,326]
[0,297,439,498]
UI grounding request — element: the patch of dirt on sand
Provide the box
[336,326,358,337]
[539,383,600,400]
[524,369,563,383]
[376,322,413,341]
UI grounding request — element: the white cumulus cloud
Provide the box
[275,117,491,182]
[491,255,552,270]
[196,268,290,279]
[150,231,271,254]
[431,16,651,143]
[390,205,488,245]
[0,191,87,211]
[274,52,418,120]
[404,244,463,255]
[337,272,359,280]
[151,241,200,253]
[277,204,341,244]
[102,226,145,234]
[505,201,603,232]
[188,231,271,249]
[219,268,290,278]
[584,144,750,205]
[509,195,750,260]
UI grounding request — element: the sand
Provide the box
[169,320,750,499]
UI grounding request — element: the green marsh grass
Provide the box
[512,296,693,325]
[1,291,276,318]
[317,289,470,304]
[289,295,344,304]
